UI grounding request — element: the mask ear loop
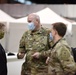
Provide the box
[49,33,53,40]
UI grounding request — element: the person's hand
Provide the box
[46,57,50,64]
[17,52,25,59]
[32,52,40,58]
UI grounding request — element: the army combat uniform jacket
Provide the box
[40,38,76,75]
[18,27,51,75]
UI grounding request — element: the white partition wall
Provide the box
[71,25,76,47]
[7,55,25,75]
[8,22,28,52]
[64,33,72,46]
[6,22,26,75]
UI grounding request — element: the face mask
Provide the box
[49,33,53,40]
[0,31,5,39]
[28,22,35,31]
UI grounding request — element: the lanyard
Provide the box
[51,39,61,49]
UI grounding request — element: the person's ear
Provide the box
[55,29,57,35]
[36,19,39,24]
[36,21,39,25]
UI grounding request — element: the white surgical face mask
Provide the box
[49,33,53,40]
[28,22,35,31]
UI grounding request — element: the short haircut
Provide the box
[52,22,67,37]
[28,13,40,23]
[34,14,40,23]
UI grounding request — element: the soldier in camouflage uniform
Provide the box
[17,13,52,75]
[32,22,76,75]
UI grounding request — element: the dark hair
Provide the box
[52,22,67,37]
[0,23,5,29]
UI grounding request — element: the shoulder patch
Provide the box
[58,47,70,60]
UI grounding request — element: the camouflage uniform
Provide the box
[40,38,76,75]
[18,27,51,75]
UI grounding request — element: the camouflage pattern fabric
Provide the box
[47,38,76,75]
[18,27,51,75]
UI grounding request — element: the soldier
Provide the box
[17,13,52,75]
[32,22,76,75]
[0,23,7,75]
